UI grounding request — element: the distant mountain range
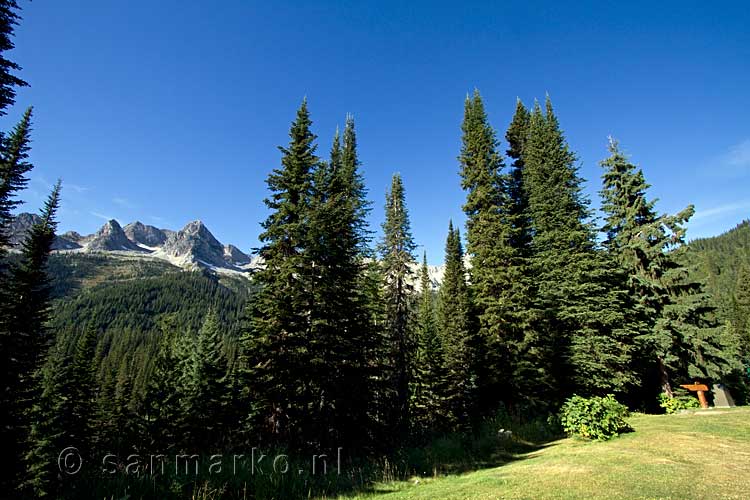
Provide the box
[8,213,258,273]
[8,213,456,286]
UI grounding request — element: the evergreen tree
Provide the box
[69,327,99,459]
[4,182,61,491]
[0,0,27,116]
[458,90,530,413]
[438,222,475,427]
[305,117,374,449]
[523,99,634,401]
[179,311,230,451]
[0,2,36,487]
[109,356,139,455]
[0,106,32,247]
[599,138,730,397]
[139,316,184,453]
[8,181,61,386]
[240,100,318,448]
[0,107,33,490]
[411,252,446,435]
[378,173,416,441]
[21,345,76,498]
[505,98,532,252]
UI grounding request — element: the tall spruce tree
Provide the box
[458,90,531,413]
[523,99,634,401]
[305,116,374,449]
[0,107,33,491]
[438,221,476,427]
[599,138,731,398]
[378,173,416,441]
[5,182,61,492]
[240,100,318,448]
[502,98,546,409]
[0,4,32,486]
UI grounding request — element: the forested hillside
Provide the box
[686,221,750,391]
[687,220,750,322]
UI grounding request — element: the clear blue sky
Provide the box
[5,0,749,263]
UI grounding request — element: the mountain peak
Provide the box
[87,219,144,252]
[124,221,167,247]
[160,220,226,268]
[7,212,81,250]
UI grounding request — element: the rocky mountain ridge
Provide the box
[6,213,449,284]
[6,213,256,273]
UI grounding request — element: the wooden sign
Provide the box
[679,382,710,409]
[680,383,709,392]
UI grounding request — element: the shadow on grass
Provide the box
[339,432,562,498]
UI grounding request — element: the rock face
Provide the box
[223,244,251,266]
[4,213,259,274]
[7,212,40,247]
[160,220,227,268]
[60,231,84,243]
[87,219,144,252]
[7,212,81,250]
[123,221,168,247]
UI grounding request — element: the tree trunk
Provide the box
[658,357,673,397]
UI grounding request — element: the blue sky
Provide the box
[4,0,749,263]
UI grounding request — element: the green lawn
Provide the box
[339,408,750,500]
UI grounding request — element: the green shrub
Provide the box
[559,394,632,441]
[658,391,700,414]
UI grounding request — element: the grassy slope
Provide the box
[344,408,750,500]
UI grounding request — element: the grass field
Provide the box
[340,407,750,500]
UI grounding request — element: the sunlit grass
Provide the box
[334,407,750,500]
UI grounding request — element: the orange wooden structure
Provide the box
[679,382,710,409]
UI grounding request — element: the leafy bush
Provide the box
[658,391,700,414]
[559,395,632,441]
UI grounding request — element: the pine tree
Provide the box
[411,252,446,435]
[378,173,416,441]
[438,222,476,427]
[240,100,318,448]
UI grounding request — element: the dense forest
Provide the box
[0,2,747,499]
